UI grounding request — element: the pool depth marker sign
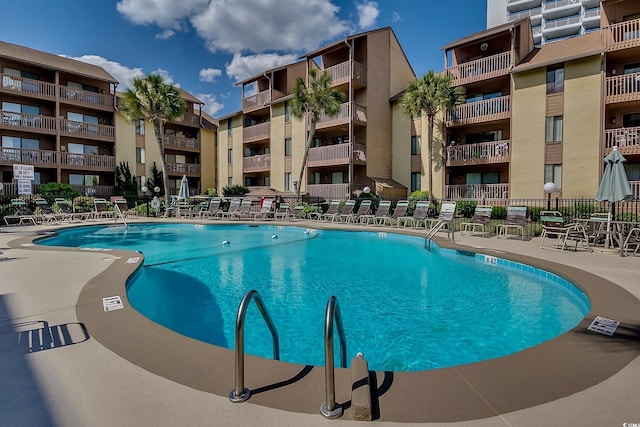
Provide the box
[587,316,619,336]
[102,296,124,312]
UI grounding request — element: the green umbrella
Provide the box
[177,175,189,200]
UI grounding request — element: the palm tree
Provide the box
[400,70,464,199]
[290,68,346,201]
[119,74,186,213]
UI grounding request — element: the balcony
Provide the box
[242,88,286,113]
[59,86,114,110]
[605,72,640,104]
[324,60,367,89]
[0,74,56,100]
[243,154,271,173]
[446,52,511,86]
[542,15,582,39]
[507,6,542,25]
[602,18,640,51]
[542,0,581,20]
[605,126,640,155]
[165,162,201,176]
[59,119,115,141]
[243,121,271,143]
[445,183,510,200]
[59,152,116,171]
[0,148,56,167]
[316,102,366,130]
[307,143,366,168]
[447,95,511,126]
[163,136,200,151]
[174,111,200,127]
[446,140,510,166]
[0,110,57,135]
[307,183,352,200]
[507,0,542,13]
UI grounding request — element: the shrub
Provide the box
[222,184,250,197]
[491,206,507,219]
[456,200,477,218]
[37,183,80,198]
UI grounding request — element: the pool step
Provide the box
[350,353,372,421]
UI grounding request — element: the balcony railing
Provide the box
[307,143,366,167]
[163,136,200,150]
[59,119,115,140]
[631,181,640,199]
[0,110,57,134]
[583,7,599,20]
[447,95,511,126]
[242,89,271,112]
[243,121,271,143]
[1,74,56,99]
[316,102,366,129]
[0,148,56,166]
[324,60,367,87]
[445,183,510,200]
[543,0,581,13]
[446,52,511,86]
[605,72,640,103]
[605,126,640,155]
[307,183,352,200]
[60,152,116,171]
[243,154,271,172]
[165,162,201,175]
[602,18,640,50]
[59,86,114,109]
[508,6,541,21]
[446,140,510,166]
[543,15,581,31]
[175,111,200,126]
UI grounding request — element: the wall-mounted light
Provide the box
[612,68,617,75]
[611,117,616,124]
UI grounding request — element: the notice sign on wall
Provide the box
[13,164,34,180]
[102,296,124,312]
[17,180,32,195]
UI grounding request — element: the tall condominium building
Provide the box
[487,0,601,45]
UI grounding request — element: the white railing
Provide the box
[445,183,510,200]
[543,0,580,12]
[307,183,351,200]
[605,72,640,103]
[602,18,640,50]
[446,140,510,165]
[446,52,511,86]
[605,127,640,153]
[447,95,511,125]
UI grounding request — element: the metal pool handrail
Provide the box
[228,289,280,403]
[320,295,346,419]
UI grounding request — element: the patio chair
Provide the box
[174,201,193,219]
[497,206,528,240]
[219,199,241,220]
[199,198,222,219]
[378,200,409,227]
[344,199,372,224]
[359,200,391,225]
[397,200,430,228]
[252,199,274,220]
[34,198,64,224]
[337,200,356,223]
[54,198,82,222]
[292,204,306,220]
[460,205,492,236]
[93,198,113,220]
[425,201,457,239]
[317,200,341,222]
[622,227,640,256]
[539,212,590,252]
[275,203,290,221]
[234,198,254,220]
[3,199,37,226]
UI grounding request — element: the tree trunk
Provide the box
[296,119,317,201]
[152,119,170,217]
[427,114,434,200]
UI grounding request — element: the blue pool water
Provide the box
[38,223,590,372]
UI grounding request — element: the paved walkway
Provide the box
[1,220,639,427]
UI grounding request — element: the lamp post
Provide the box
[141,186,149,217]
[153,186,161,216]
[543,182,556,211]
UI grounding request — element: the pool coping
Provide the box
[9,221,640,423]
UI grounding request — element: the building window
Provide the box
[308,172,321,184]
[284,138,292,156]
[411,136,421,155]
[69,174,99,186]
[546,66,564,94]
[226,118,232,131]
[545,116,563,142]
[264,176,270,186]
[227,149,232,164]
[284,101,291,122]
[411,172,420,192]
[135,119,145,135]
[545,164,562,190]
[284,172,291,191]
[228,177,233,186]
[136,147,146,163]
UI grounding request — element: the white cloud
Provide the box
[225,53,298,83]
[392,11,400,23]
[116,0,208,32]
[199,68,222,82]
[356,1,379,29]
[62,55,144,89]
[196,93,224,116]
[151,68,176,85]
[156,29,175,39]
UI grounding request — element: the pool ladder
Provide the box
[114,203,128,228]
[228,291,347,420]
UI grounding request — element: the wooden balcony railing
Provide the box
[307,143,366,167]
[605,72,640,103]
[243,121,271,143]
[242,89,271,112]
[0,110,57,134]
[445,183,510,200]
[605,126,640,155]
[0,148,56,166]
[163,136,200,150]
[446,52,512,86]
[60,152,116,171]
[59,119,115,140]
[324,60,367,87]
[243,154,271,172]
[165,162,201,175]
[316,102,367,129]
[447,95,511,126]
[446,140,510,166]
[1,74,56,99]
[307,183,352,200]
[59,86,114,109]
[174,111,200,126]
[602,18,640,50]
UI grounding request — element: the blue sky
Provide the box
[0,0,486,118]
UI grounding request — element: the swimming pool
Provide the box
[38,223,590,372]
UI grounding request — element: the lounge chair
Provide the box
[338,200,356,223]
[425,201,457,239]
[539,212,590,251]
[199,198,222,219]
[359,200,391,225]
[113,199,137,219]
[460,205,492,236]
[234,198,254,220]
[378,200,409,226]
[34,199,63,224]
[344,199,372,224]
[93,198,113,220]
[3,199,37,226]
[397,200,430,228]
[292,204,306,220]
[497,206,528,240]
[275,203,290,221]
[622,227,640,256]
[252,199,274,220]
[317,200,341,222]
[220,199,241,220]
[54,198,81,222]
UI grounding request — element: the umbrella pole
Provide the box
[605,204,612,249]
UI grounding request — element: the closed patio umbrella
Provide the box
[595,146,633,248]
[177,175,189,200]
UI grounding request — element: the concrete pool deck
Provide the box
[1,218,639,426]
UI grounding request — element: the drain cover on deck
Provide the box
[587,316,619,336]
